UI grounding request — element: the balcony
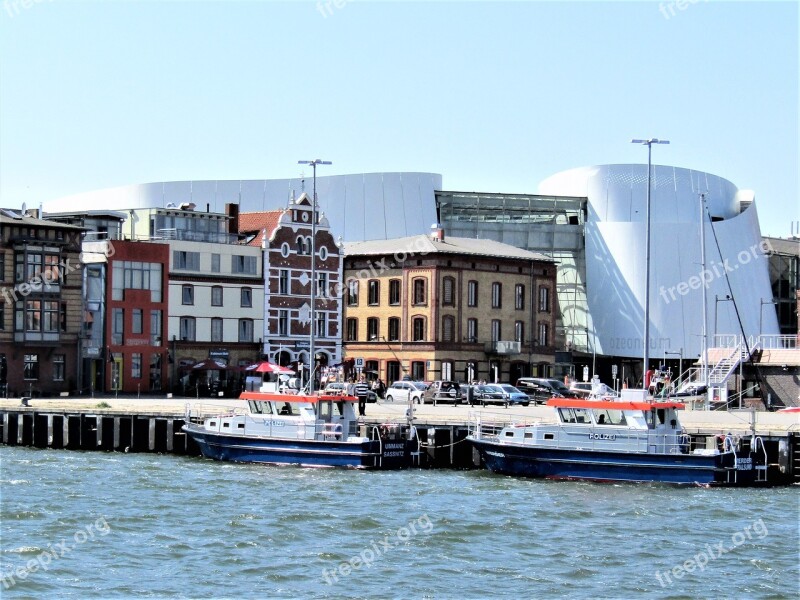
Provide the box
[485,340,522,355]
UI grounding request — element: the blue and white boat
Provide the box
[183,385,416,469]
[468,390,771,486]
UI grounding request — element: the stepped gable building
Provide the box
[243,194,344,386]
[342,227,556,385]
[0,208,85,396]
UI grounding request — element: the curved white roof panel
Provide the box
[45,172,443,243]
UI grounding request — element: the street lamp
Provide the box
[631,138,669,382]
[585,327,596,377]
[297,159,331,391]
[759,298,778,337]
[714,294,732,344]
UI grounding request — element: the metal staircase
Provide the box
[707,341,754,386]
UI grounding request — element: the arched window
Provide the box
[442,315,455,342]
[412,316,426,341]
[442,276,455,306]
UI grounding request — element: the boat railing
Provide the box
[184,402,248,424]
[467,410,541,440]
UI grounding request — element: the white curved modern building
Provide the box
[538,164,779,362]
[45,172,442,243]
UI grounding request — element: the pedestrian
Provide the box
[354,377,369,417]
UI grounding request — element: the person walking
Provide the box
[354,377,369,417]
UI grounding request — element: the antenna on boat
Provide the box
[298,159,332,393]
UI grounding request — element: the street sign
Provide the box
[612,364,618,378]
[354,358,364,368]
[582,365,589,382]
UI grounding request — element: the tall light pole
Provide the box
[759,298,778,338]
[699,192,709,387]
[298,159,331,391]
[631,138,670,385]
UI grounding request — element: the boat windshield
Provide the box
[590,409,626,425]
[558,407,591,424]
[248,400,273,415]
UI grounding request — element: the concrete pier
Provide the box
[1,397,798,483]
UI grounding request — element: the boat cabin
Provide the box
[198,391,364,443]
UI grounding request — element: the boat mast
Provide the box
[699,192,709,406]
[298,159,332,391]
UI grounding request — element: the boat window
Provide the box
[209,421,216,426]
[574,408,589,424]
[656,409,666,425]
[558,408,575,423]
[524,432,533,439]
[247,401,272,415]
[592,409,626,425]
[319,401,331,420]
[238,423,245,429]
[544,433,555,440]
[645,411,656,429]
[505,431,515,437]
[278,402,295,416]
[223,422,230,428]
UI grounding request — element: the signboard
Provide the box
[612,364,618,378]
[209,349,229,359]
[582,365,589,382]
[295,341,310,350]
[354,358,364,368]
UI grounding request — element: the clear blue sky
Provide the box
[1,1,797,237]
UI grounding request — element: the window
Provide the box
[387,361,401,383]
[278,310,288,336]
[412,317,426,341]
[43,301,59,332]
[182,285,194,305]
[241,287,252,308]
[442,277,455,306]
[468,281,478,307]
[112,261,162,302]
[515,284,525,310]
[238,319,254,343]
[388,317,400,342]
[132,309,143,334]
[211,253,221,273]
[112,308,123,345]
[538,322,549,347]
[539,286,550,312]
[211,286,223,307]
[413,278,426,305]
[442,315,455,342]
[317,272,327,298]
[316,312,327,338]
[280,243,290,258]
[441,361,453,381]
[367,317,379,341]
[368,280,380,305]
[24,354,39,380]
[347,279,359,306]
[0,301,4,331]
[296,236,306,255]
[492,319,501,342]
[132,353,142,379]
[173,251,200,270]
[515,321,524,343]
[411,361,425,381]
[279,270,289,295]
[180,317,196,341]
[59,304,67,332]
[346,318,358,342]
[0,253,4,281]
[389,279,401,305]
[53,354,65,382]
[211,317,223,343]
[319,246,328,261]
[492,282,502,308]
[150,311,162,345]
[232,255,257,274]
[467,318,478,342]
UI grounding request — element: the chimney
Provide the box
[226,203,239,235]
[430,223,444,242]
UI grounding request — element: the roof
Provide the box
[0,209,86,231]
[343,234,552,262]
[238,210,285,247]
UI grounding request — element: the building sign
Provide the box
[354,358,364,368]
[209,349,229,359]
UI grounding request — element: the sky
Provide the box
[1,1,797,237]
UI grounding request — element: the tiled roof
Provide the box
[239,210,285,247]
[344,234,552,262]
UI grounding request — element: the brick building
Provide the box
[0,209,85,396]
[342,227,557,385]
[241,193,344,386]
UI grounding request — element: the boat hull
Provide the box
[470,439,766,486]
[183,424,410,469]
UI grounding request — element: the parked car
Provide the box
[515,378,572,404]
[422,380,464,405]
[385,380,427,404]
[323,382,377,403]
[471,384,530,408]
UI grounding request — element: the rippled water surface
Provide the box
[1,446,798,599]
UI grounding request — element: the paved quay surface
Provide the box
[1,396,798,434]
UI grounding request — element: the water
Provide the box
[1,446,797,599]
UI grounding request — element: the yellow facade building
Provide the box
[342,228,557,385]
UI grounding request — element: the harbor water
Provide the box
[1,446,797,599]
